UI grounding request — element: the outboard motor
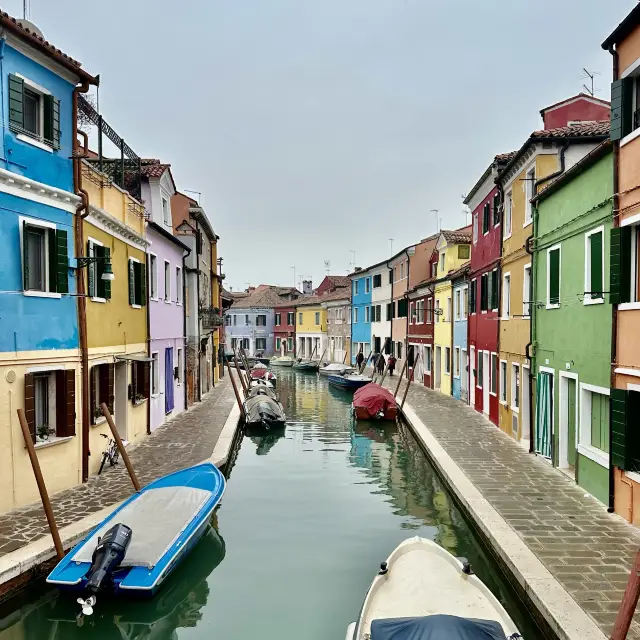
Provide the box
[85,523,132,595]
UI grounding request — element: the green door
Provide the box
[567,378,577,467]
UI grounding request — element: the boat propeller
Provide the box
[77,595,96,616]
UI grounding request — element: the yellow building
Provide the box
[432,229,472,395]
[81,160,150,473]
[295,298,327,359]
[497,116,607,444]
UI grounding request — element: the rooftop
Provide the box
[602,4,640,49]
[441,226,472,244]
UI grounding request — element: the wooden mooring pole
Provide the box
[225,359,246,419]
[234,353,248,393]
[393,358,409,397]
[100,403,141,492]
[400,352,421,410]
[611,549,640,640]
[16,408,64,560]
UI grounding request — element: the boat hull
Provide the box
[352,383,397,421]
[319,366,355,376]
[328,375,371,391]
[271,358,294,367]
[292,361,319,372]
[243,395,286,430]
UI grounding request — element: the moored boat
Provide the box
[271,355,295,367]
[352,383,397,421]
[47,463,225,601]
[292,359,319,372]
[248,379,278,400]
[250,366,277,384]
[243,393,286,430]
[319,363,355,376]
[328,374,372,391]
[346,536,521,640]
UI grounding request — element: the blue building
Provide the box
[350,269,373,365]
[451,266,470,403]
[0,16,98,513]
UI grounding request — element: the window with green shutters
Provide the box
[585,227,604,303]
[609,225,640,305]
[8,74,61,149]
[470,279,476,314]
[22,220,68,294]
[610,77,634,142]
[612,388,640,471]
[547,245,561,308]
[87,240,111,300]
[128,258,146,307]
[491,269,499,310]
[482,203,490,234]
[480,273,488,312]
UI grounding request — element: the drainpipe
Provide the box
[608,44,620,514]
[73,79,94,483]
[196,260,202,402]
[386,259,394,363]
[496,179,505,422]
[182,246,191,410]
[145,251,151,435]
[403,248,412,378]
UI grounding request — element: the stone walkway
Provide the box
[386,376,640,639]
[0,376,236,559]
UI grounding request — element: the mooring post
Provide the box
[16,408,64,560]
[234,353,248,393]
[393,358,408,397]
[101,403,141,492]
[379,359,391,386]
[400,352,421,410]
[226,359,246,419]
[611,548,640,640]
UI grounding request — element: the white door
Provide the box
[435,347,442,391]
[483,352,490,414]
[469,346,475,406]
[461,350,468,401]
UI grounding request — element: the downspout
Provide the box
[0,37,8,166]
[73,80,93,482]
[496,178,505,422]
[196,260,202,402]
[404,247,411,378]
[182,246,191,410]
[608,44,620,513]
[386,259,394,362]
[145,251,151,435]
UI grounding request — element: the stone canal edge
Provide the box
[0,374,242,601]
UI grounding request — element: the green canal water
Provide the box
[0,370,542,639]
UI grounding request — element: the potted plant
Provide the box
[36,423,54,442]
[134,393,146,405]
[93,407,103,421]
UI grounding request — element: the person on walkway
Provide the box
[388,356,396,376]
[376,354,385,374]
[356,351,364,370]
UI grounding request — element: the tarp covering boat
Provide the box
[370,615,509,640]
[244,394,286,430]
[353,383,397,420]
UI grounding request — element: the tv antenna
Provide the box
[291,266,296,287]
[183,189,202,204]
[389,238,394,256]
[23,0,30,19]
[324,260,331,275]
[349,250,356,272]
[581,68,600,97]
[430,209,441,232]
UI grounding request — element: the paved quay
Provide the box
[0,375,237,561]
[383,375,640,639]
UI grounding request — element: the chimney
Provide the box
[302,280,313,295]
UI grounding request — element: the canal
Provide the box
[0,370,542,639]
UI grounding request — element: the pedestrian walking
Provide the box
[356,351,364,369]
[388,355,396,376]
[376,354,385,374]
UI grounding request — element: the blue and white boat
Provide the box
[328,373,372,391]
[47,462,225,600]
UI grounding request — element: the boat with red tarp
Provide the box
[352,384,397,421]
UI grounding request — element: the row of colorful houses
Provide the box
[0,13,225,514]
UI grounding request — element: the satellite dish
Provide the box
[17,19,44,39]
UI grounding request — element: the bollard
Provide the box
[100,403,141,491]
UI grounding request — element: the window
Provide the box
[275,313,281,326]
[480,274,488,312]
[364,278,370,293]
[410,302,416,324]
[225,314,231,326]
[426,298,433,323]
[493,192,500,226]
[176,267,182,304]
[477,352,483,388]
[431,262,438,278]
[491,269,499,310]
[585,227,604,304]
[287,337,293,352]
[256,314,267,326]
[233,315,237,326]
[502,273,511,319]
[490,353,498,395]
[425,346,432,373]
[245,314,250,326]
[354,307,359,323]
[177,348,183,385]
[525,168,535,226]
[472,213,478,244]
[394,266,398,282]
[547,245,561,308]
[455,290,461,320]
[162,197,171,226]
[400,263,404,280]
[435,300,440,324]
[151,352,159,395]
[580,387,610,458]
[373,274,382,288]
[299,312,303,324]
[454,347,461,377]
[523,264,531,316]
[149,254,158,299]
[446,297,451,322]
[504,190,512,238]
[354,280,359,295]
[440,253,445,273]
[462,287,468,320]
[417,299,424,323]
[256,338,267,351]
[288,312,294,325]
[389,269,393,284]
[85,238,112,301]
[375,305,381,322]
[470,279,476,314]
[511,364,520,411]
[386,303,393,321]
[164,261,171,302]
[9,74,61,149]
[397,342,403,360]
[483,202,490,234]
[128,258,146,307]
[365,306,370,323]
[500,361,507,403]
[89,363,115,422]
[444,347,451,374]
[276,337,282,351]
[315,311,320,325]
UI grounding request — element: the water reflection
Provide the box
[0,525,225,640]
[246,425,286,456]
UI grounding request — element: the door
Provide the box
[483,352,490,414]
[567,378,577,467]
[469,346,475,406]
[461,350,468,401]
[115,362,128,441]
[535,371,553,459]
[165,348,174,414]
[374,336,381,354]
[522,367,531,446]
[435,347,442,391]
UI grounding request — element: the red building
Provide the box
[464,153,513,426]
[273,302,296,356]
[315,275,351,296]
[539,93,609,130]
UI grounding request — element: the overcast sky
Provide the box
[12,0,634,291]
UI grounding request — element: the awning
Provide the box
[115,353,154,363]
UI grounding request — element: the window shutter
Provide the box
[22,221,30,290]
[549,249,560,305]
[43,94,54,145]
[55,230,68,294]
[610,78,633,142]
[493,194,500,225]
[470,281,476,313]
[590,231,603,299]
[102,246,111,300]
[129,260,135,305]
[55,370,75,437]
[48,228,57,293]
[87,241,95,297]
[24,372,36,444]
[65,369,76,436]
[610,227,631,305]
[90,366,97,422]
[487,274,492,311]
[8,74,24,130]
[95,245,106,299]
[491,270,499,309]
[99,363,109,409]
[143,362,150,398]
[483,204,489,234]
[52,97,60,149]
[140,263,146,306]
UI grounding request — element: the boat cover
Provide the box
[72,486,211,569]
[370,615,508,640]
[353,383,396,417]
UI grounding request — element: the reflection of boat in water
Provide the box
[0,526,226,639]
[246,424,286,456]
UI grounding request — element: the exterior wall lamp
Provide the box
[75,256,115,281]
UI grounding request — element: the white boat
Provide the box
[319,363,355,376]
[271,356,295,367]
[346,537,521,640]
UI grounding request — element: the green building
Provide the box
[531,141,613,504]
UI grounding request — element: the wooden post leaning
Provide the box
[225,358,247,419]
[611,548,640,640]
[100,403,141,492]
[400,352,421,410]
[16,408,64,560]
[234,353,248,393]
[393,358,409,397]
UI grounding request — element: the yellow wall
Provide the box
[436,241,470,277]
[296,306,327,333]
[434,281,452,396]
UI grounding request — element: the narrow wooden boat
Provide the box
[243,393,286,430]
[271,355,295,367]
[328,374,372,391]
[319,363,355,376]
[250,367,277,385]
[292,359,319,372]
[346,537,521,640]
[352,383,397,421]
[248,380,278,400]
[47,463,225,599]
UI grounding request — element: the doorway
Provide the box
[115,362,128,441]
[522,365,531,449]
[559,373,578,472]
[483,352,490,414]
[535,369,554,459]
[461,349,468,401]
[469,346,475,406]
[435,346,442,391]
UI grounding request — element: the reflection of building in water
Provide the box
[295,373,328,421]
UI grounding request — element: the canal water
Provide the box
[0,370,542,639]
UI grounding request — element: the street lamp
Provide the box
[75,256,115,281]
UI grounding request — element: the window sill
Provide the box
[132,398,148,407]
[523,219,532,229]
[618,302,640,311]
[577,443,609,469]
[150,296,160,302]
[17,133,54,153]
[621,126,640,148]
[500,399,508,406]
[545,304,560,310]
[489,391,497,397]
[35,435,73,450]
[503,233,512,241]
[511,406,520,414]
[92,416,107,427]
[24,290,62,299]
[131,304,142,309]
[501,316,510,321]
[625,471,640,484]
[90,297,107,304]
[583,298,604,306]
[164,299,172,305]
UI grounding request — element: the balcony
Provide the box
[200,306,223,330]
